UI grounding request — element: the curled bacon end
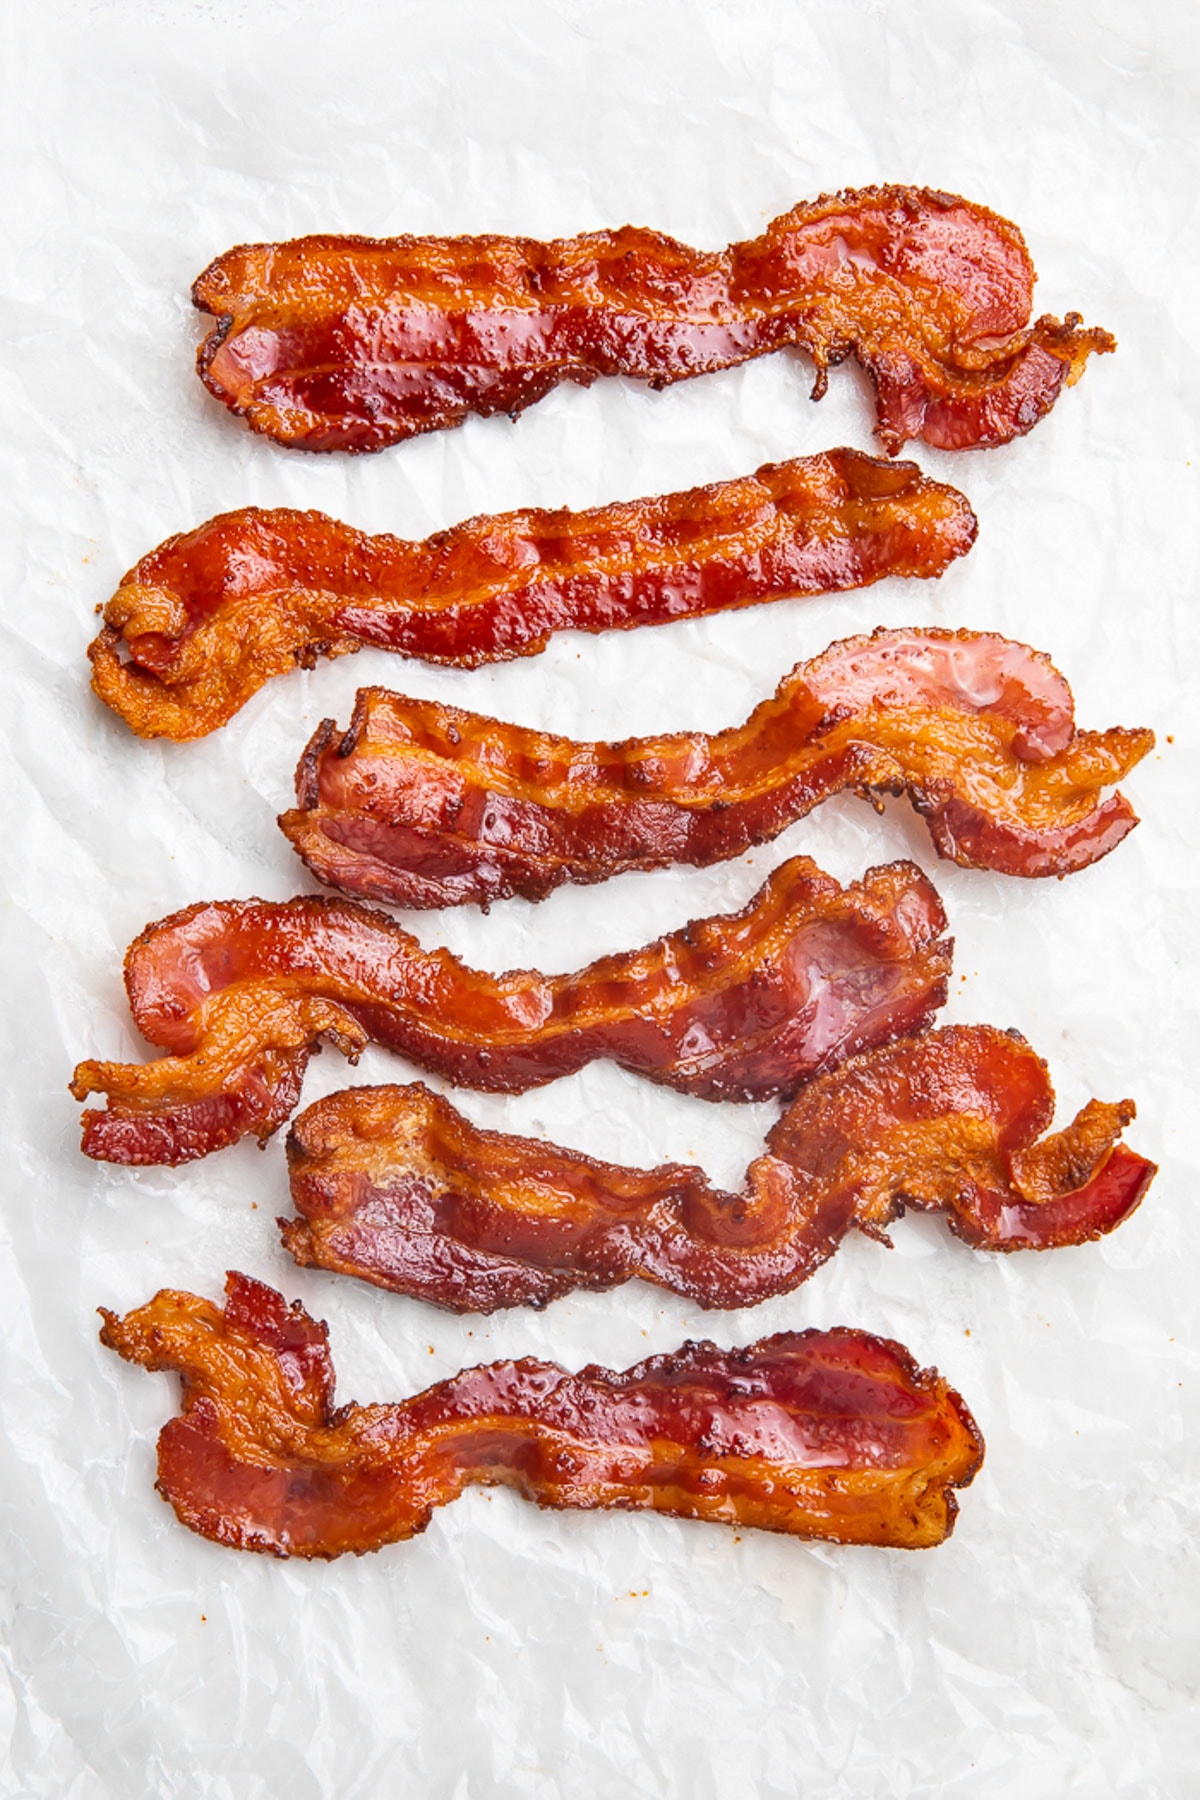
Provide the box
[88,451,976,741]
[70,857,951,1167]
[191,187,1112,457]
[282,627,1153,910]
[281,1025,1154,1313]
[98,1271,984,1556]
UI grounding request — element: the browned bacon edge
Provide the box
[88,450,977,741]
[192,186,1113,455]
[70,857,951,1166]
[281,1026,1155,1312]
[98,1271,985,1556]
[282,627,1154,908]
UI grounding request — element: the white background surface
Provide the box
[2,1,1198,1794]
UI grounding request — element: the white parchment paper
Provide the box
[2,1,1198,1793]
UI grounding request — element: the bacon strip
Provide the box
[192,187,1113,456]
[283,628,1153,908]
[70,858,951,1166]
[287,1029,1151,1310]
[282,1026,1153,1312]
[88,451,976,741]
[98,1271,984,1556]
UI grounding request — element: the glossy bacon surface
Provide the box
[99,1271,984,1556]
[71,858,951,1166]
[282,1026,1154,1312]
[192,187,1113,455]
[283,628,1153,908]
[88,451,976,741]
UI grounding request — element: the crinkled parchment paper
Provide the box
[1,1,1198,1793]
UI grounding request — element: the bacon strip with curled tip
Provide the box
[191,186,1113,456]
[280,1026,1155,1313]
[69,858,952,1167]
[87,451,977,741]
[282,628,1153,909]
[98,1271,985,1556]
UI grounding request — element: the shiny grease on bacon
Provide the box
[99,1271,984,1556]
[192,186,1113,456]
[88,451,976,741]
[70,857,951,1167]
[283,628,1153,909]
[282,1026,1154,1312]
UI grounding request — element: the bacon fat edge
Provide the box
[282,628,1153,907]
[282,1026,1154,1313]
[191,187,1113,456]
[99,1271,985,1555]
[70,857,951,1166]
[89,451,976,741]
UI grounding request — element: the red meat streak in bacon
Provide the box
[282,1026,1154,1313]
[88,450,976,741]
[282,628,1153,909]
[70,858,951,1167]
[191,186,1113,456]
[98,1271,985,1556]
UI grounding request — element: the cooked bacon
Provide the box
[192,187,1113,455]
[281,1026,1154,1312]
[98,1270,984,1556]
[70,858,951,1166]
[282,628,1153,908]
[88,452,976,741]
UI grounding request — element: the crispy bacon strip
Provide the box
[99,1271,984,1556]
[283,628,1153,907]
[282,1026,1154,1312]
[192,187,1113,455]
[70,858,951,1166]
[88,451,976,741]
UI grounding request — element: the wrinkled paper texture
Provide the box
[1,1,1198,1793]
